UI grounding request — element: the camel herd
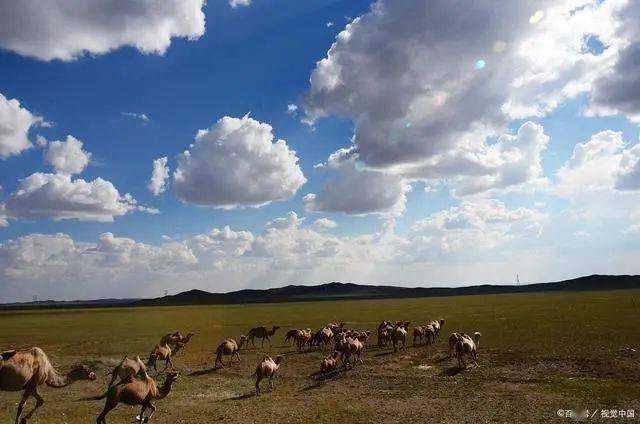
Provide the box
[0,319,482,423]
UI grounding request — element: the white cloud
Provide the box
[229,0,251,8]
[0,233,196,300]
[301,0,636,208]
[44,135,91,175]
[0,93,43,159]
[410,199,543,254]
[0,0,206,61]
[314,218,337,230]
[304,148,410,216]
[587,0,640,122]
[286,104,298,115]
[148,157,170,196]
[555,130,640,197]
[265,211,304,230]
[122,112,150,124]
[3,173,146,222]
[174,114,306,209]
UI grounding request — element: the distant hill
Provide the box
[133,274,640,307]
[2,274,639,311]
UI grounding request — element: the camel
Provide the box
[336,335,364,369]
[319,351,341,378]
[284,329,300,345]
[448,332,460,357]
[453,332,482,369]
[314,327,334,351]
[159,332,182,347]
[214,339,240,368]
[377,321,394,348]
[171,333,195,356]
[428,319,445,340]
[295,329,312,352]
[95,371,178,424]
[424,324,436,345]
[247,325,280,347]
[238,335,248,350]
[107,356,146,389]
[0,347,96,424]
[391,322,410,353]
[413,326,426,346]
[253,356,283,396]
[147,343,173,373]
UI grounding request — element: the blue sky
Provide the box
[0,0,639,301]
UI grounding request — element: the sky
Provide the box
[0,0,639,302]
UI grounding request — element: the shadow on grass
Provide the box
[227,392,254,400]
[374,351,395,357]
[439,366,462,377]
[188,367,220,376]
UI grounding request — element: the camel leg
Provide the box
[144,403,156,422]
[96,398,117,424]
[269,374,274,391]
[19,389,44,424]
[15,387,33,424]
[137,403,147,424]
[255,377,261,396]
[261,338,265,348]
[266,336,271,347]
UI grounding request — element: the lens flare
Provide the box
[529,10,544,24]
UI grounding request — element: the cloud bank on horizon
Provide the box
[0,0,639,301]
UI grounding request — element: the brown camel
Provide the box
[253,355,283,396]
[147,343,173,373]
[95,371,178,423]
[107,355,146,389]
[247,325,280,347]
[214,339,240,368]
[0,347,96,424]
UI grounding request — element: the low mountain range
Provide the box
[2,274,639,311]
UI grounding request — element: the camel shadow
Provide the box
[227,392,254,400]
[188,367,220,376]
[434,355,453,364]
[439,366,462,377]
[374,351,395,357]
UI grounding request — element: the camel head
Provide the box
[147,353,158,368]
[272,325,281,331]
[439,319,445,327]
[69,364,97,382]
[165,371,180,383]
[274,355,284,365]
[473,332,482,342]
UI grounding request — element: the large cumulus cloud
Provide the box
[0,93,44,159]
[174,115,306,209]
[0,0,205,61]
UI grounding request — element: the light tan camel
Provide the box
[391,322,410,353]
[247,326,280,347]
[214,339,240,368]
[107,355,146,389]
[254,355,283,396]
[424,324,436,345]
[377,321,394,348]
[336,334,364,369]
[95,371,178,424]
[0,347,96,424]
[171,333,195,356]
[159,332,182,347]
[295,329,312,352]
[320,351,341,378]
[238,335,248,350]
[453,332,482,369]
[147,343,173,373]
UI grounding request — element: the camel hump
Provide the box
[1,350,17,361]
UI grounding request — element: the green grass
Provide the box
[1,290,639,423]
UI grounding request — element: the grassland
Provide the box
[1,290,639,423]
